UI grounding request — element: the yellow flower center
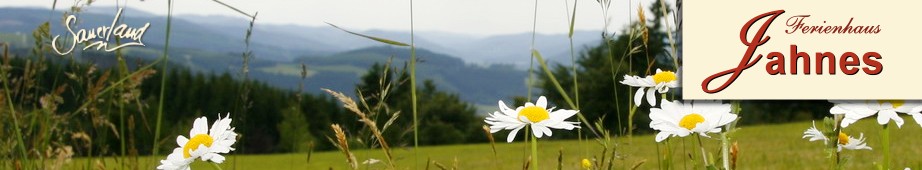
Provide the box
[837,132,849,145]
[518,106,550,123]
[581,159,593,169]
[877,100,905,108]
[652,71,677,84]
[183,134,214,158]
[679,113,705,130]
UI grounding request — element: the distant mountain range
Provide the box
[0,7,603,106]
[0,7,602,66]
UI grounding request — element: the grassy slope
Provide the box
[70,117,922,169]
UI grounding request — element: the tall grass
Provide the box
[0,2,166,169]
[214,2,258,168]
[408,0,421,169]
[323,89,396,168]
[1,43,29,169]
[151,0,174,166]
[0,0,688,169]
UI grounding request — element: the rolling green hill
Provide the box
[0,30,528,106]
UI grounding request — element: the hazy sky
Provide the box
[4,0,674,36]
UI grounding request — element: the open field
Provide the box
[67,117,922,170]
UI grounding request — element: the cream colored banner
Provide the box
[683,1,922,99]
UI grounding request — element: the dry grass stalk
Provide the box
[432,161,450,170]
[630,160,646,170]
[322,88,394,167]
[330,124,357,170]
[482,125,497,157]
[45,146,73,170]
[556,149,563,170]
[638,4,648,47]
[730,141,739,170]
[425,157,431,170]
[522,155,531,170]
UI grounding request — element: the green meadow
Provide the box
[69,118,922,169]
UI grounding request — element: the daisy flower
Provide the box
[829,100,922,128]
[802,121,826,142]
[801,122,872,152]
[484,96,580,143]
[648,99,736,142]
[158,114,238,170]
[836,131,872,151]
[620,69,679,107]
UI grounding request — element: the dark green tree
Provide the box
[276,104,316,152]
[537,1,673,136]
[353,62,482,146]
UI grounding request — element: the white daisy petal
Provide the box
[641,77,656,86]
[506,126,524,143]
[911,112,922,128]
[549,109,578,121]
[803,121,827,142]
[536,96,548,109]
[176,136,189,147]
[634,87,645,107]
[666,81,679,88]
[646,87,657,107]
[911,105,922,114]
[498,100,514,114]
[190,117,208,136]
[544,121,579,130]
[674,127,692,137]
[894,101,922,113]
[206,153,226,163]
[840,117,859,128]
[537,125,553,137]
[655,132,673,142]
[878,109,903,127]
[191,145,209,161]
[209,113,233,139]
[157,148,192,170]
[531,125,544,138]
[209,143,231,153]
[620,75,653,87]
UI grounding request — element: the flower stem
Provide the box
[832,115,842,170]
[696,135,709,167]
[882,123,891,170]
[721,101,740,170]
[531,134,539,170]
[655,141,663,169]
[720,131,730,170]
[665,138,673,170]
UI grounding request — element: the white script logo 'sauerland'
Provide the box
[51,8,150,55]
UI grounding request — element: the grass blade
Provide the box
[152,1,174,166]
[532,49,600,138]
[326,22,409,46]
[568,0,577,38]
